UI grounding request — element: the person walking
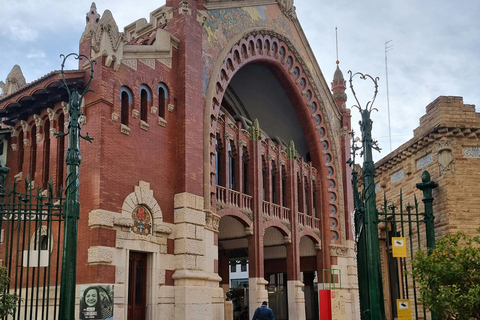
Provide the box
[252,301,275,320]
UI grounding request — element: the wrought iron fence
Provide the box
[378,188,434,320]
[0,179,64,320]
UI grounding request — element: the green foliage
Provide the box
[0,266,17,318]
[411,230,480,320]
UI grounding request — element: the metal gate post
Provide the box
[58,54,95,320]
[416,170,438,320]
[416,170,437,253]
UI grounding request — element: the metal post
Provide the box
[416,170,437,252]
[348,71,385,320]
[416,170,438,320]
[58,53,95,320]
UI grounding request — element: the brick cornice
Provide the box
[375,124,480,175]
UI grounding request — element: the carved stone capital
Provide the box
[205,211,220,233]
[132,109,139,119]
[33,114,43,127]
[62,101,69,115]
[47,108,56,121]
[330,245,349,257]
[244,226,253,236]
[20,120,30,132]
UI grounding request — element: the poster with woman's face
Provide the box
[79,284,114,320]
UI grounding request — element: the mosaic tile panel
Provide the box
[390,169,405,184]
[463,146,480,158]
[417,153,433,169]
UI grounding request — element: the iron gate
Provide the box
[0,176,64,320]
[376,171,437,320]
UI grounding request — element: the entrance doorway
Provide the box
[128,252,147,320]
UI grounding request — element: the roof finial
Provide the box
[335,27,339,65]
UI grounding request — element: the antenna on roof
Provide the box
[335,27,339,64]
[385,40,393,152]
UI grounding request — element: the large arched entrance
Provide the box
[206,31,342,320]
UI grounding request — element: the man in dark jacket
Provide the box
[252,301,275,320]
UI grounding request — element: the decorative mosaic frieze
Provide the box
[390,169,404,184]
[417,153,433,169]
[131,205,152,235]
[463,146,480,158]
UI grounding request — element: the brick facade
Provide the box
[0,1,359,319]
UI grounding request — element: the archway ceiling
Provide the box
[219,216,246,240]
[228,63,309,158]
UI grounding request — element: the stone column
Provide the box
[173,192,223,320]
[287,280,306,320]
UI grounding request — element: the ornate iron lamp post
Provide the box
[348,71,385,320]
[58,53,95,320]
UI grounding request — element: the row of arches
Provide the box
[119,82,169,126]
[14,110,66,191]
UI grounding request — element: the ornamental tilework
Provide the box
[416,153,433,169]
[463,147,480,158]
[390,169,404,184]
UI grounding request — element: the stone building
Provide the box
[0,1,359,319]
[371,95,479,318]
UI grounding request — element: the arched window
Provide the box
[120,86,133,125]
[139,84,151,122]
[242,147,249,195]
[297,174,302,213]
[262,157,267,201]
[42,119,50,189]
[18,130,24,173]
[228,141,235,190]
[56,113,65,191]
[304,176,309,215]
[271,161,276,204]
[157,83,169,119]
[215,133,223,187]
[30,124,37,179]
[281,167,287,207]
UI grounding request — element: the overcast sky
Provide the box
[0,0,478,161]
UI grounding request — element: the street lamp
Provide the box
[58,53,95,320]
[348,71,385,320]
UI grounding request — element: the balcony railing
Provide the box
[216,186,252,211]
[298,212,320,230]
[262,201,290,221]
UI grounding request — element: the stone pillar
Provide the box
[173,192,223,320]
[248,277,269,320]
[287,280,306,320]
[224,300,233,320]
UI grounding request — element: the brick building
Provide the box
[371,96,480,318]
[0,1,359,319]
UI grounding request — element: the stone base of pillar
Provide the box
[330,241,360,320]
[173,272,224,320]
[287,280,306,320]
[173,192,224,320]
[224,300,233,320]
[248,277,269,319]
